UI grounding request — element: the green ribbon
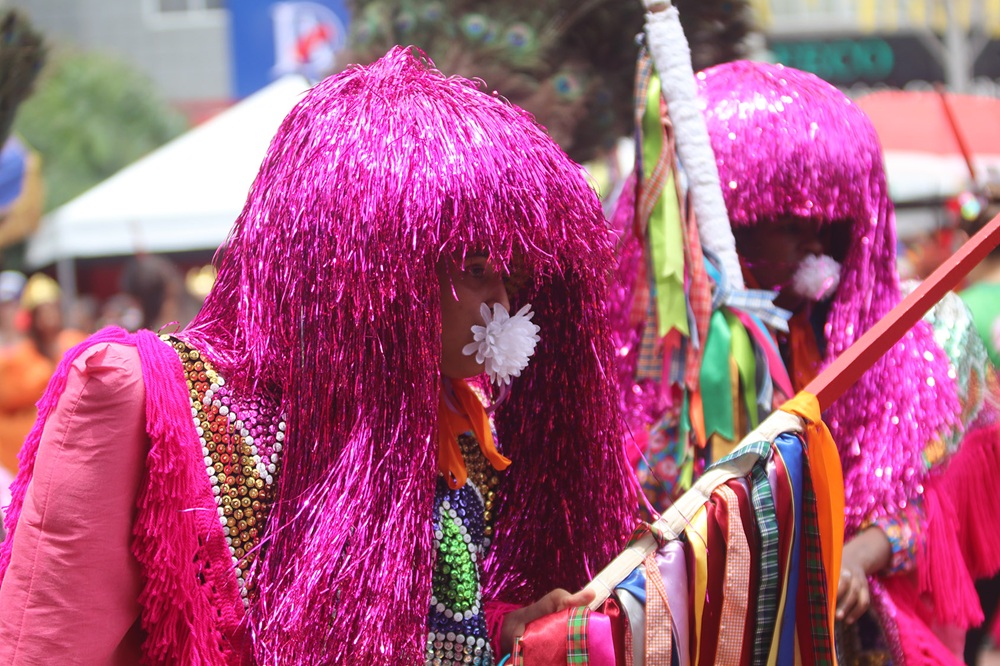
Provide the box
[679,387,691,454]
[724,309,759,430]
[642,74,687,339]
[699,309,733,441]
[678,391,694,492]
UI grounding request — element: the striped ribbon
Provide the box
[748,445,781,665]
[711,437,781,663]
[703,248,791,333]
[715,484,751,665]
[796,458,837,665]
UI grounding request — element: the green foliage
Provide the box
[13,48,188,211]
[0,10,46,147]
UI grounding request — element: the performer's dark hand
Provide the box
[836,556,870,624]
[836,527,891,624]
[500,587,596,655]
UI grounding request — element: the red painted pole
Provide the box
[804,211,1000,410]
[936,83,979,184]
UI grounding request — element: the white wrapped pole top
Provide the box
[641,0,745,290]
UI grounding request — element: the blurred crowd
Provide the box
[901,187,1000,368]
[0,254,206,527]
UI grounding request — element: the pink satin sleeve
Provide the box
[0,342,147,664]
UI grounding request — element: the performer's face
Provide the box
[734,217,846,311]
[438,253,510,379]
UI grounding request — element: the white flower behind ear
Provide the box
[462,303,541,385]
[792,254,842,302]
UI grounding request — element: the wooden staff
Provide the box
[806,211,1000,409]
[586,211,1000,607]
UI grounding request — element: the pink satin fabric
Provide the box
[0,343,146,664]
[587,610,618,666]
[515,606,620,665]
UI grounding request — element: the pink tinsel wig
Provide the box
[697,61,961,534]
[182,47,635,662]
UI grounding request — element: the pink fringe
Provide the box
[0,329,246,664]
[939,416,1000,579]
[905,405,1000,635]
[881,578,966,665]
[917,482,983,628]
[485,600,522,658]
[131,331,245,665]
[870,411,1000,654]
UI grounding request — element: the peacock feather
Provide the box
[344,0,753,163]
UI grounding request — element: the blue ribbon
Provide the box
[702,248,792,333]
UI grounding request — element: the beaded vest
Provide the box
[426,431,502,666]
[164,336,285,607]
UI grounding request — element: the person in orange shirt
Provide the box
[0,271,25,351]
[0,274,85,474]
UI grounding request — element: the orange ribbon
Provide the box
[779,391,845,637]
[689,388,707,449]
[438,379,511,489]
[787,310,824,392]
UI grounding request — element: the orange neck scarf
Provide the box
[787,308,824,392]
[438,379,511,489]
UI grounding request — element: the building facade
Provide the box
[4,0,230,104]
[752,0,1000,95]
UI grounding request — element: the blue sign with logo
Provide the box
[229,0,350,98]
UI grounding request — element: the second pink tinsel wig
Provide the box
[697,61,961,534]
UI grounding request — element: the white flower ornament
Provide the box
[462,303,541,386]
[792,254,842,303]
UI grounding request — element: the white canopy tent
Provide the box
[25,75,310,276]
[856,90,1000,240]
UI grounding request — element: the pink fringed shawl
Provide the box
[0,328,247,665]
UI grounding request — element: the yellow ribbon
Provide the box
[685,506,709,666]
